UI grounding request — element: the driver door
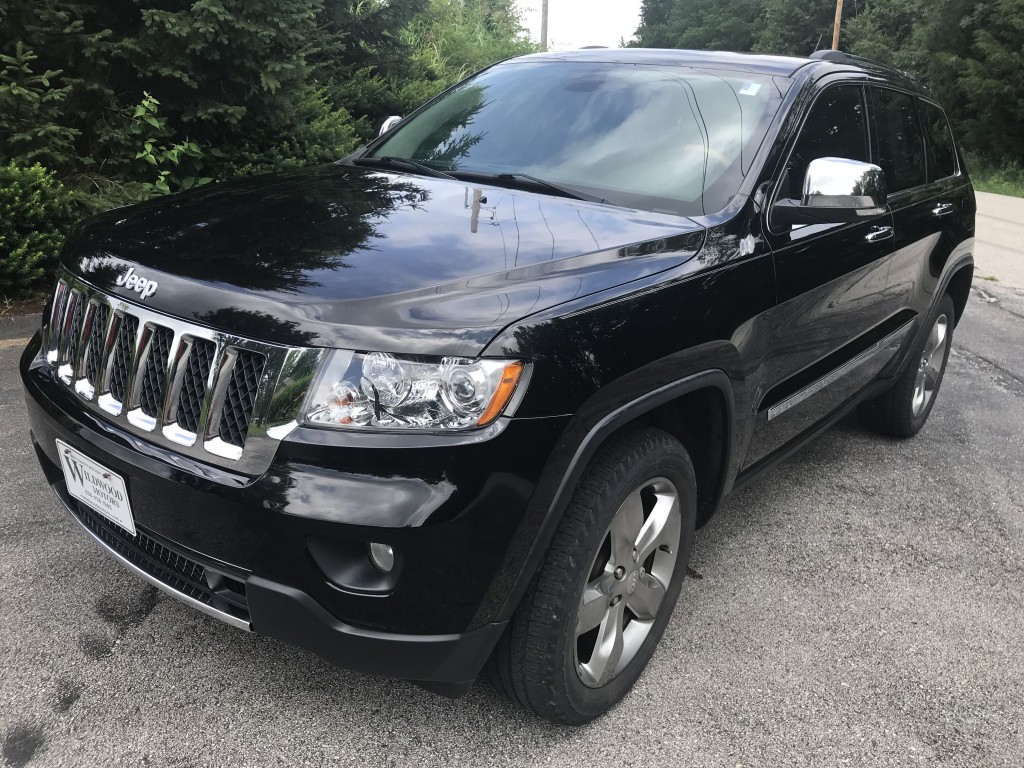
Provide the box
[743,82,899,471]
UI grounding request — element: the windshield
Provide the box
[369,61,786,216]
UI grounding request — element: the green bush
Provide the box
[966,157,1024,198]
[125,92,216,194]
[0,162,77,297]
[228,88,362,176]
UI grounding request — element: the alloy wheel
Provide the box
[574,477,682,688]
[912,313,949,418]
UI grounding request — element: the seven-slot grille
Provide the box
[44,277,277,464]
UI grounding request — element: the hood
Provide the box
[65,164,705,356]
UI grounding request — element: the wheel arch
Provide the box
[944,261,974,326]
[633,384,730,528]
[494,369,736,623]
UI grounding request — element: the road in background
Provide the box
[1,197,1021,767]
[974,191,1024,291]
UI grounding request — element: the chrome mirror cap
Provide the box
[802,157,887,210]
[378,116,403,137]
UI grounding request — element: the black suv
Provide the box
[21,49,975,724]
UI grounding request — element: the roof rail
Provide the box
[810,49,875,65]
[809,49,925,90]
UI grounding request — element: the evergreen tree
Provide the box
[753,0,837,56]
[958,0,1024,165]
[634,0,677,48]
[1,0,329,177]
[666,0,762,51]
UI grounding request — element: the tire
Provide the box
[489,425,697,724]
[858,293,956,438]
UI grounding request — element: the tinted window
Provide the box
[784,85,869,199]
[372,62,785,216]
[873,88,926,192]
[919,100,958,181]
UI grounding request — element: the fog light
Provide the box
[369,542,395,573]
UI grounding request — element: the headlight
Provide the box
[301,350,526,431]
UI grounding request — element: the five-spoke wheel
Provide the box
[575,478,681,687]
[912,312,949,418]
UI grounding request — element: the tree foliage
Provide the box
[0,0,536,296]
[634,0,761,51]
[634,0,1024,167]
[0,0,533,182]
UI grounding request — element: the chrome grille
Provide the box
[84,303,110,387]
[219,350,265,448]
[138,325,174,419]
[60,291,85,372]
[41,273,325,474]
[109,315,138,404]
[175,338,215,435]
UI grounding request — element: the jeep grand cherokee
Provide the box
[21,48,976,724]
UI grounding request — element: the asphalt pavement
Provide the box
[975,191,1024,289]
[1,206,1022,767]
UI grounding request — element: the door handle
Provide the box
[865,226,894,243]
[932,203,956,217]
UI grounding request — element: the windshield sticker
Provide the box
[739,82,762,97]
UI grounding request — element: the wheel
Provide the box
[489,425,696,724]
[859,293,956,438]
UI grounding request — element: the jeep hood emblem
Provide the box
[115,267,159,300]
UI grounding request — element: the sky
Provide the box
[516,0,643,50]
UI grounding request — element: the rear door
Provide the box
[743,82,899,471]
[874,88,976,326]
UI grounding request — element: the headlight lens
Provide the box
[302,350,525,431]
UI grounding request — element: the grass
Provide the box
[968,160,1024,198]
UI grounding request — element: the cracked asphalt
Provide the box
[2,232,1023,767]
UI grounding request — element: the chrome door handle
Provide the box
[932,203,956,217]
[865,226,894,243]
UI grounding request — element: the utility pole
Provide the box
[832,0,844,50]
[541,0,549,52]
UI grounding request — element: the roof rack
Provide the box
[810,49,876,65]
[809,49,924,90]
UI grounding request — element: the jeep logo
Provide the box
[115,267,159,300]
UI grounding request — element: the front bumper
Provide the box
[21,333,569,687]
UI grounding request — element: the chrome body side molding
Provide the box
[767,321,914,422]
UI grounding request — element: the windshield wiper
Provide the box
[456,171,614,206]
[350,156,459,182]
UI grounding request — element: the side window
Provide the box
[872,88,926,192]
[783,85,869,198]
[919,100,958,181]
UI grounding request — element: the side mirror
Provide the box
[772,157,887,226]
[378,115,403,137]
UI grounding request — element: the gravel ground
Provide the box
[2,285,1022,767]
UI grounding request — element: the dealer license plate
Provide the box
[56,439,136,536]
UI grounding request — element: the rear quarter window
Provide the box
[918,100,959,181]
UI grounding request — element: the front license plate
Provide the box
[56,439,136,536]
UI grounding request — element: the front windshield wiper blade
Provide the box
[483,172,614,206]
[350,156,459,182]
